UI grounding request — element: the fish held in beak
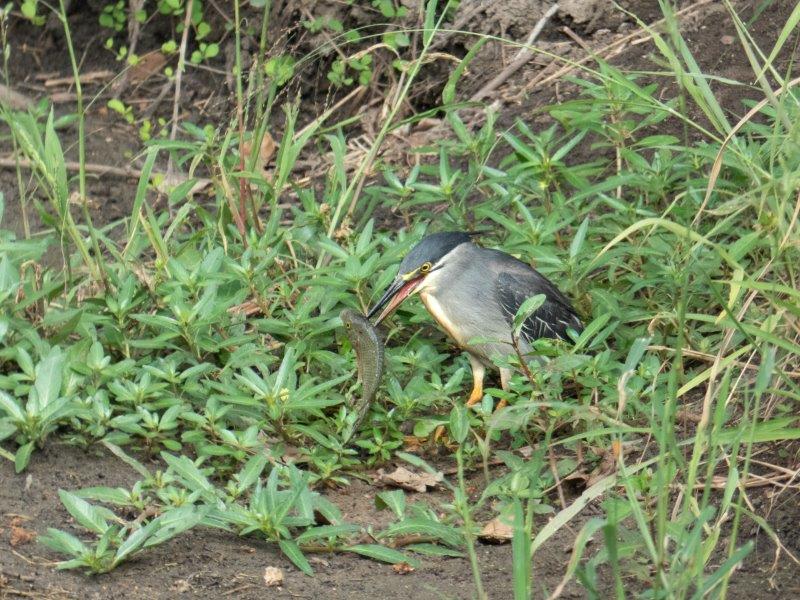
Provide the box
[367,276,424,324]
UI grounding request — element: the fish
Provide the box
[340,308,384,432]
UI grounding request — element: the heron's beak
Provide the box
[367,275,424,325]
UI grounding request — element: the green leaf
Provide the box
[15,441,34,473]
[40,527,90,557]
[692,541,754,599]
[511,500,530,600]
[75,487,131,505]
[448,404,469,444]
[143,505,208,548]
[0,390,25,422]
[381,517,462,548]
[235,453,268,493]
[407,543,464,558]
[622,336,651,373]
[161,453,216,499]
[346,544,418,567]
[34,345,65,409]
[512,294,546,340]
[279,539,313,575]
[113,519,159,564]
[296,524,360,543]
[569,217,590,259]
[443,37,488,105]
[58,490,110,535]
[422,0,437,46]
[375,490,405,518]
[754,2,800,80]
[102,441,152,478]
[196,21,211,40]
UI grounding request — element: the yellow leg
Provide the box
[495,367,513,410]
[466,355,486,406]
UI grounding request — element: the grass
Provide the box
[1,0,799,597]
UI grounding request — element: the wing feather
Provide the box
[496,270,582,345]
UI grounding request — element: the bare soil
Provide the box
[2,0,800,598]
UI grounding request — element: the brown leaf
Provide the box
[392,562,415,574]
[10,524,36,547]
[171,579,191,594]
[478,516,514,545]
[242,133,277,171]
[129,51,168,84]
[263,566,284,587]
[378,466,442,493]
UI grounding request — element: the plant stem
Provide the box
[321,0,456,256]
[254,0,273,126]
[0,9,30,239]
[58,0,106,285]
[456,446,487,600]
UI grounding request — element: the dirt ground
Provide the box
[1,444,798,599]
[2,0,800,598]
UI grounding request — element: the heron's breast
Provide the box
[419,291,467,347]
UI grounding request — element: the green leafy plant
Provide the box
[0,346,76,472]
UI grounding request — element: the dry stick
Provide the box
[560,26,592,54]
[648,344,800,378]
[165,0,195,218]
[549,446,568,511]
[233,0,251,237]
[429,0,490,51]
[469,3,559,102]
[0,157,213,199]
[111,0,145,100]
[43,70,114,87]
[0,155,142,178]
[523,0,716,95]
[0,83,34,110]
[342,79,405,223]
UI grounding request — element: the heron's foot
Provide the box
[466,384,483,407]
[494,398,508,411]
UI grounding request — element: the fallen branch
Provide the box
[469,3,559,102]
[522,0,717,94]
[0,156,212,195]
[43,70,114,88]
[0,155,143,178]
[0,83,34,110]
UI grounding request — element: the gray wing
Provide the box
[496,270,583,345]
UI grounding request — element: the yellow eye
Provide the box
[420,262,432,273]
[345,322,351,329]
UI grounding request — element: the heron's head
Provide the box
[367,231,476,324]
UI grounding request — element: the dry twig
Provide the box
[470,4,559,102]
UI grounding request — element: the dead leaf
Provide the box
[10,524,36,547]
[242,133,277,171]
[309,556,330,567]
[129,51,168,84]
[0,83,34,111]
[378,466,442,493]
[227,300,263,318]
[171,579,191,594]
[478,516,514,544]
[153,172,212,196]
[44,70,114,88]
[392,562,415,574]
[263,566,284,587]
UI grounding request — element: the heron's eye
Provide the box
[345,323,351,329]
[420,262,432,273]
